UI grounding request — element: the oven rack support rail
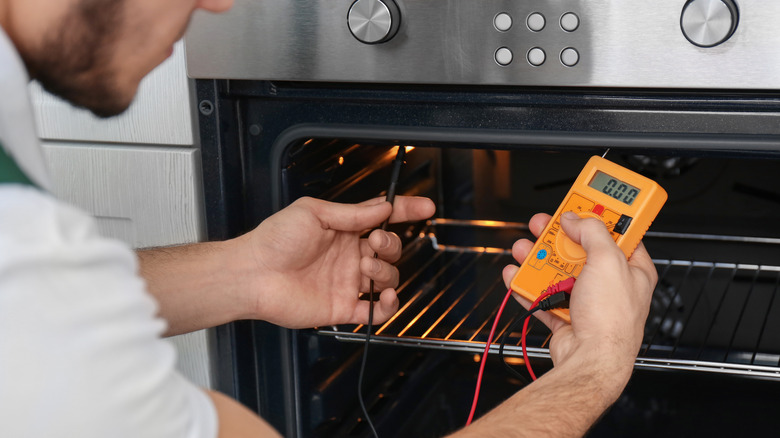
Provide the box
[318,220,780,380]
[320,332,780,380]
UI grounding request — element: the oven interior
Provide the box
[229,135,780,436]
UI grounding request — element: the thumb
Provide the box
[559,211,621,260]
[309,198,392,232]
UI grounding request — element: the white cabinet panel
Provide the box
[42,142,205,248]
[42,141,212,388]
[168,330,213,389]
[30,42,195,146]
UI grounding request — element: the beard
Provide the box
[25,0,131,118]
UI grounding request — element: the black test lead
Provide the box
[358,145,406,438]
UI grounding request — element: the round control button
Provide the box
[560,47,579,67]
[494,12,513,32]
[536,249,548,260]
[527,13,546,32]
[495,47,513,66]
[348,0,401,44]
[681,0,738,48]
[527,47,546,66]
[560,12,580,32]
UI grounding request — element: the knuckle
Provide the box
[649,266,659,283]
[295,196,314,205]
[389,267,400,287]
[369,229,383,247]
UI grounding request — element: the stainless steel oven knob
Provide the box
[681,0,739,47]
[348,0,401,44]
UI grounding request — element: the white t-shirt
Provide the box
[0,26,217,438]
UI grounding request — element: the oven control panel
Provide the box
[510,156,667,322]
[186,0,780,89]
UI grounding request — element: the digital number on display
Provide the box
[589,171,640,205]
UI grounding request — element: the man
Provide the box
[0,1,658,437]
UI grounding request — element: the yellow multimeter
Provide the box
[510,155,668,323]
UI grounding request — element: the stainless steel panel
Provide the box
[185,0,780,89]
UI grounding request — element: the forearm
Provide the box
[451,347,632,437]
[137,238,255,336]
[207,391,282,438]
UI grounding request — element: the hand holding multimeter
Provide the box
[510,155,667,322]
[470,155,666,423]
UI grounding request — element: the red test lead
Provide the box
[467,277,575,426]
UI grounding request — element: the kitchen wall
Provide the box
[29,42,213,389]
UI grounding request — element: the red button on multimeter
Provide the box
[510,156,667,323]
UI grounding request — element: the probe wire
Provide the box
[466,287,514,426]
[468,279,574,424]
[358,146,406,438]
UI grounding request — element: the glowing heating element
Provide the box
[510,156,668,322]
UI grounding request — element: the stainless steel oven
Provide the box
[186,1,780,436]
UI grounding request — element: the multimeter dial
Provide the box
[554,212,602,263]
[556,231,586,263]
[556,209,622,263]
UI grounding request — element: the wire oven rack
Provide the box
[318,219,780,379]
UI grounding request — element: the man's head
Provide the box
[1,0,232,117]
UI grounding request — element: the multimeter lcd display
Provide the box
[589,171,640,205]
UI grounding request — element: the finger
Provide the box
[559,212,623,261]
[361,230,402,263]
[374,288,400,324]
[351,288,399,325]
[360,257,400,291]
[528,213,553,237]
[628,241,659,288]
[361,196,435,224]
[357,197,388,207]
[502,265,564,330]
[502,263,520,289]
[628,241,656,273]
[307,197,393,232]
[511,239,535,265]
[312,196,435,232]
